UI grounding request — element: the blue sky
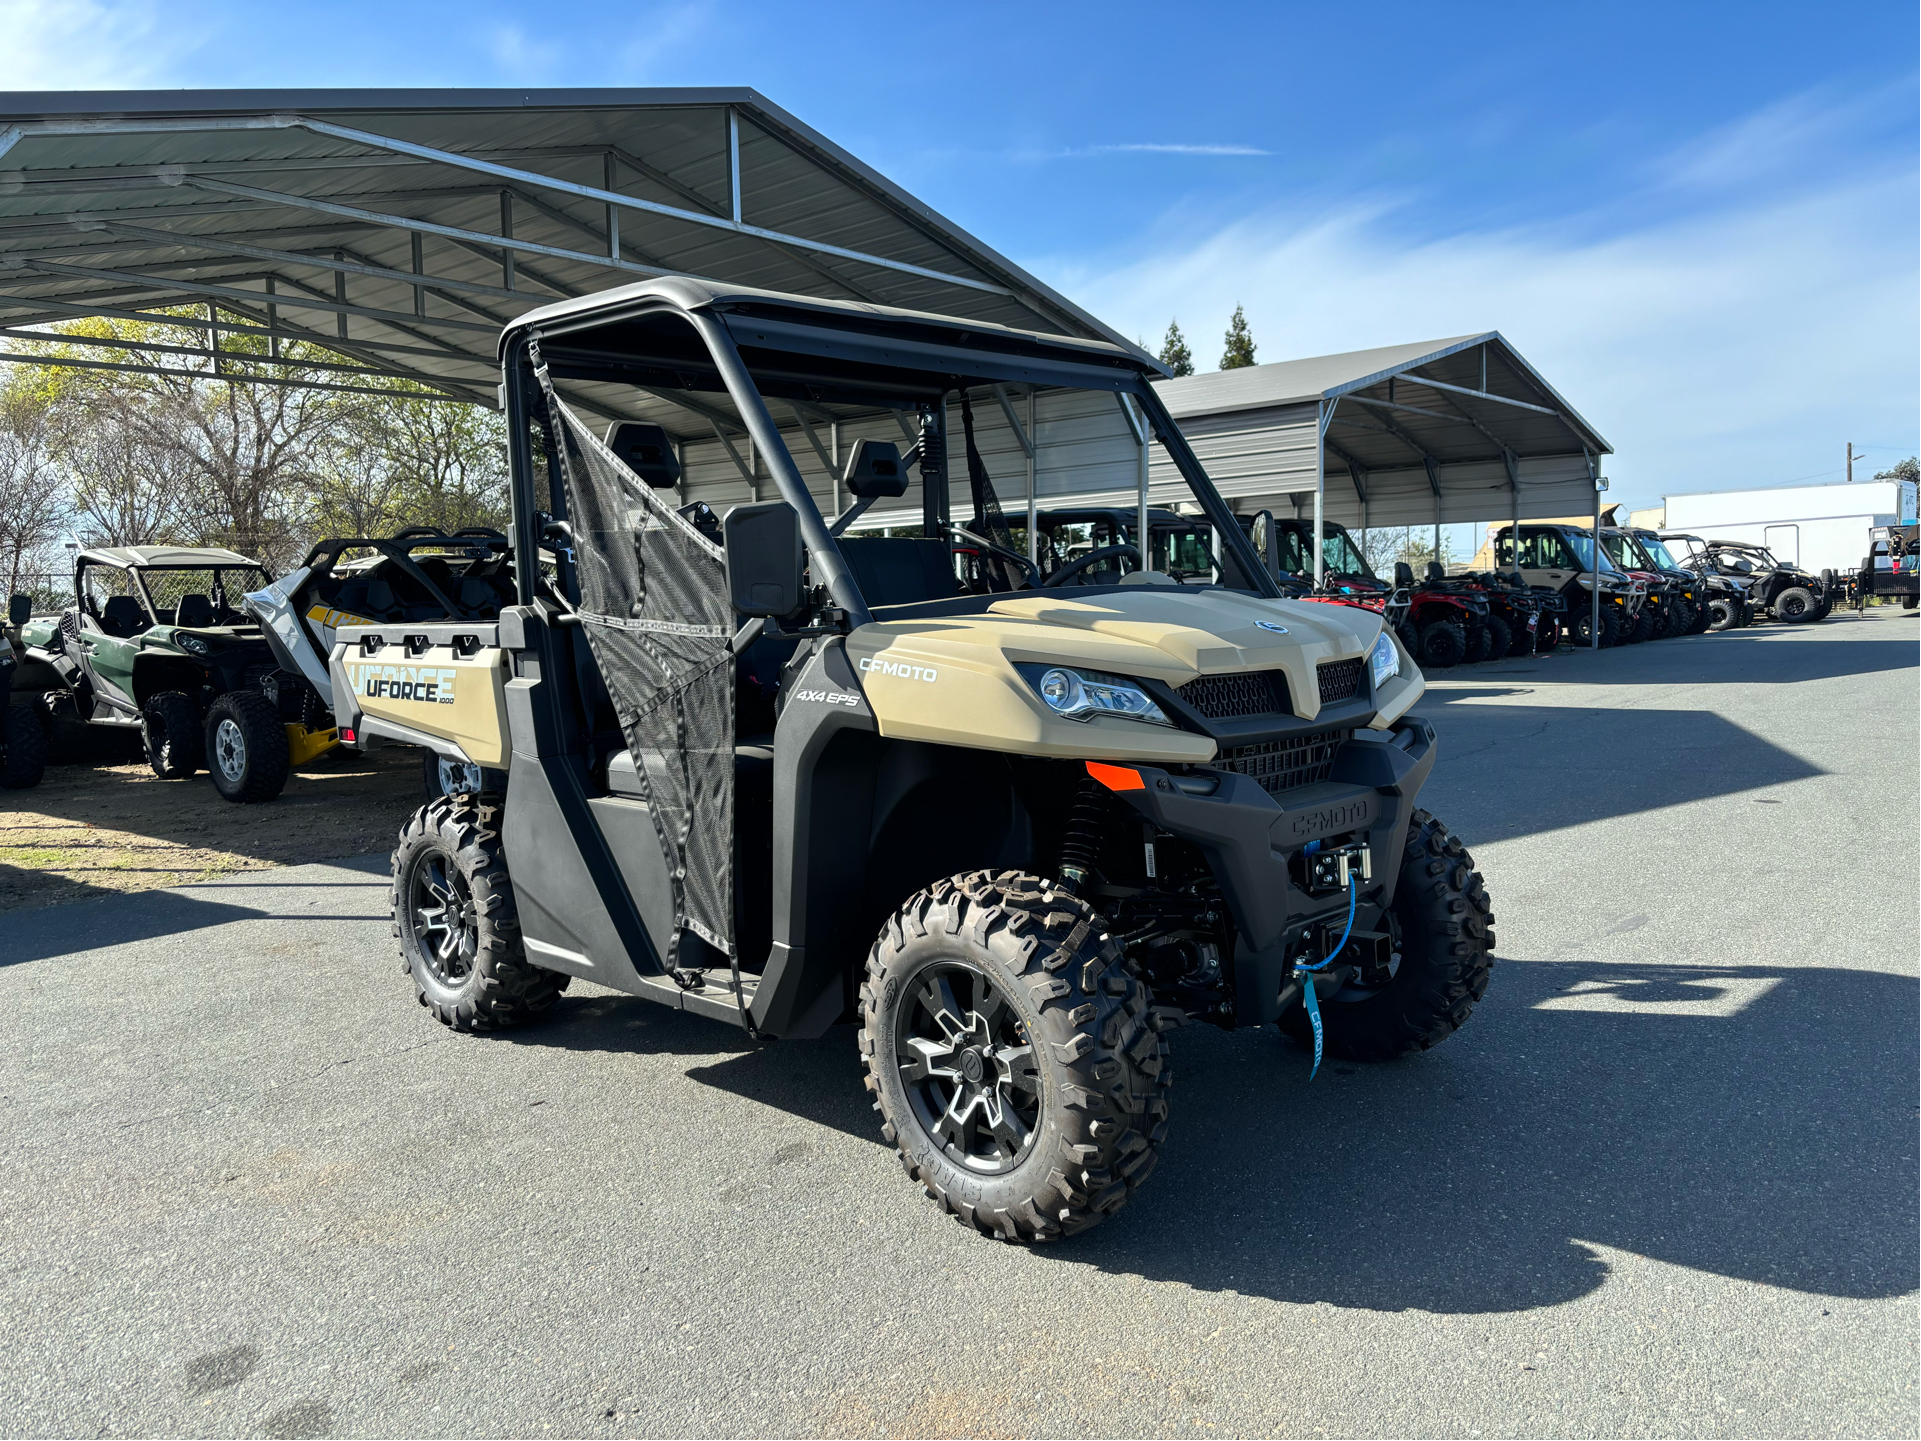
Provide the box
[4,0,1916,522]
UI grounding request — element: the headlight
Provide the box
[1029,667,1171,727]
[176,633,211,656]
[1369,632,1399,689]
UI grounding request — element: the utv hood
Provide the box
[842,587,1415,766]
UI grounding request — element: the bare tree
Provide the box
[0,381,71,594]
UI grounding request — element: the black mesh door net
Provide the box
[532,350,735,966]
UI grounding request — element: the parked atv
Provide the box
[1,594,47,789]
[358,277,1494,1241]
[1446,569,1561,658]
[1490,523,1645,647]
[12,546,333,802]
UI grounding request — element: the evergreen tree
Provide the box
[1157,319,1195,377]
[1873,456,1919,483]
[1220,304,1257,370]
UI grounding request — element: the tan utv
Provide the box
[336,279,1495,1240]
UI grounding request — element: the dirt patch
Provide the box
[0,746,425,912]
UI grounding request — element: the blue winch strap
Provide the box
[1298,874,1357,1081]
[1300,875,1358,974]
[1303,975,1324,1080]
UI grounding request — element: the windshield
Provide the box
[1636,535,1682,569]
[1563,532,1624,575]
[136,567,271,625]
[1265,522,1375,580]
[1602,532,1653,570]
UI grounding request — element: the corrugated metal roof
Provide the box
[0,88,1152,406]
[1156,336,1486,416]
[79,545,264,567]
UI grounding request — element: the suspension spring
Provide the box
[1057,778,1105,897]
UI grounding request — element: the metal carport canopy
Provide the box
[1148,332,1612,538]
[0,87,1145,407]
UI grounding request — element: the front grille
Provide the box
[1216,726,1351,796]
[1317,658,1363,704]
[1179,670,1290,720]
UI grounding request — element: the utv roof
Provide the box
[503,275,1152,391]
[78,545,264,569]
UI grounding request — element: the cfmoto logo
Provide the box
[1256,620,1289,634]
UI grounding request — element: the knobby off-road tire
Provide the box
[204,691,290,803]
[1418,620,1467,668]
[1,700,46,789]
[1506,617,1536,657]
[392,794,567,1031]
[1568,605,1617,648]
[1480,614,1512,663]
[1628,607,1659,643]
[1774,586,1817,623]
[142,690,203,779]
[1707,598,1739,631]
[859,870,1175,1242]
[1279,809,1494,1061]
[1533,614,1561,653]
[1463,622,1492,664]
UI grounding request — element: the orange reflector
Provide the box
[1086,761,1144,791]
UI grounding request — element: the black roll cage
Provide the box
[497,287,1284,620]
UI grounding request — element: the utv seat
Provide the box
[99,595,145,637]
[175,593,215,628]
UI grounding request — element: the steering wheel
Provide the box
[1044,544,1142,587]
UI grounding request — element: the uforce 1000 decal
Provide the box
[349,661,457,705]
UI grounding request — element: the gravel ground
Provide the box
[0,746,422,912]
[0,609,1913,1439]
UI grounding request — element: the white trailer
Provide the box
[1660,480,1918,574]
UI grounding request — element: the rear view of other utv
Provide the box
[340,279,1495,1240]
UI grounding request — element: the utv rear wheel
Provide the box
[860,870,1174,1241]
[1279,809,1494,1060]
[204,691,289,803]
[393,794,566,1030]
[1,701,46,789]
[1418,620,1466,668]
[142,691,203,779]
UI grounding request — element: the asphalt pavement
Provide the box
[2,609,1914,1439]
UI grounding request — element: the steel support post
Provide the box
[1591,473,1602,650]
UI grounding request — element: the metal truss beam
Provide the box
[0,348,470,400]
[0,116,1013,296]
[0,324,460,384]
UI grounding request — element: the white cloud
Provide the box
[0,0,200,88]
[1040,166,1917,512]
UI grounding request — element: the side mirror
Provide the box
[842,439,907,499]
[1393,561,1415,587]
[723,501,804,618]
[603,422,681,488]
[8,593,29,627]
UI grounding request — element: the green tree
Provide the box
[1220,304,1257,370]
[1158,319,1195,377]
[1873,456,1919,483]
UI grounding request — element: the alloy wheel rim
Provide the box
[411,852,477,983]
[895,962,1042,1174]
[213,717,246,781]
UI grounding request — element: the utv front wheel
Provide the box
[204,691,290,802]
[142,691,203,779]
[1418,620,1466,668]
[393,794,566,1030]
[0,701,46,789]
[860,870,1173,1241]
[1280,809,1494,1060]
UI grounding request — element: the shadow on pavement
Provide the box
[1418,701,1824,845]
[629,958,1915,1314]
[1451,628,1916,689]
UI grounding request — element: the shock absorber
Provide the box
[1057,777,1104,897]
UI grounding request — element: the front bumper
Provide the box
[1103,715,1436,1026]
